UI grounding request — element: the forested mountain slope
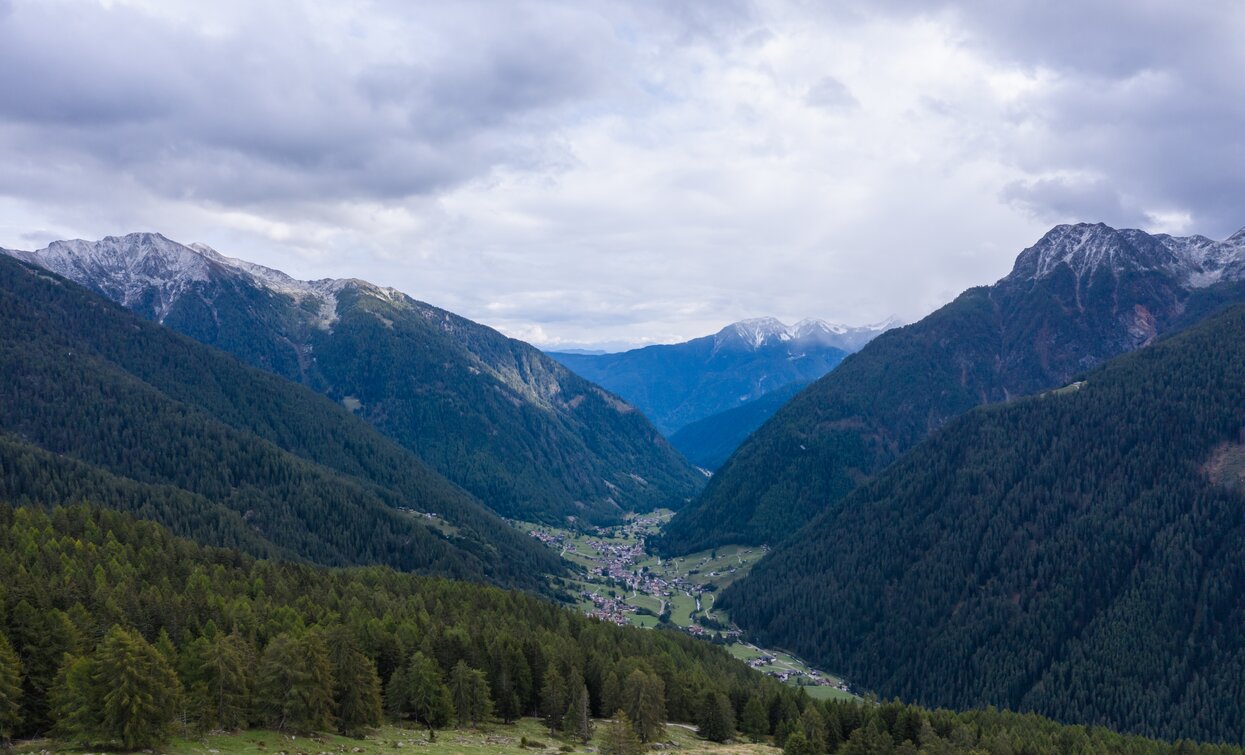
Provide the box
[668,381,808,470]
[720,301,1245,743]
[0,254,559,589]
[549,317,888,435]
[661,222,1245,554]
[3,504,1244,754]
[3,233,701,524]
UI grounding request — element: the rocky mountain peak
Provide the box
[1004,222,1245,289]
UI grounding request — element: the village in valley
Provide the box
[517,510,855,701]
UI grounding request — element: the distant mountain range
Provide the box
[721,299,1245,744]
[2,233,703,525]
[549,316,896,440]
[660,222,1245,554]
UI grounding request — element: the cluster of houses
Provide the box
[582,591,635,626]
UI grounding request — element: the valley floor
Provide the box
[515,512,854,701]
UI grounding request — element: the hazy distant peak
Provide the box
[714,316,898,353]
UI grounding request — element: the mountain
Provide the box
[549,317,894,436]
[719,301,1245,743]
[2,233,702,525]
[659,222,1245,555]
[668,381,808,471]
[0,252,561,590]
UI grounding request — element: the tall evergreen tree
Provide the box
[784,728,817,755]
[0,632,22,746]
[697,689,735,743]
[741,695,770,742]
[256,633,334,733]
[327,631,382,737]
[540,663,566,735]
[600,709,644,755]
[801,704,828,754]
[449,661,492,727]
[561,679,593,745]
[182,633,252,732]
[393,652,453,741]
[622,669,665,743]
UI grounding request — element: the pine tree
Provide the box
[622,669,665,743]
[697,689,735,743]
[561,681,593,745]
[449,660,492,727]
[328,631,382,737]
[540,663,566,735]
[398,652,453,741]
[183,633,252,732]
[600,709,644,755]
[801,704,828,753]
[840,719,895,755]
[69,626,182,750]
[0,632,22,746]
[741,695,769,742]
[256,633,334,733]
[785,728,817,755]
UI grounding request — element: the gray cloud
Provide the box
[0,0,1241,347]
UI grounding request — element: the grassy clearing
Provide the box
[24,716,780,754]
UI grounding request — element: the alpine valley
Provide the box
[4,223,1245,755]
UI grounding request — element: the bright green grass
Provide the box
[669,592,698,627]
[626,592,663,614]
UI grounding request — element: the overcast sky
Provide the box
[1,1,1242,349]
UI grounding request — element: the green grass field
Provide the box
[17,717,781,754]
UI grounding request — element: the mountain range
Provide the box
[549,317,895,441]
[720,298,1245,743]
[659,222,1245,554]
[0,252,561,590]
[2,233,703,525]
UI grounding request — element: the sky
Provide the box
[1,1,1243,350]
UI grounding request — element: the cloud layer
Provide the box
[1,0,1241,348]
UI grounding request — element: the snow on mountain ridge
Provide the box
[714,316,898,353]
[1006,222,1245,288]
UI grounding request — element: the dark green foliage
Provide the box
[387,652,453,739]
[741,694,770,742]
[257,633,334,733]
[0,253,560,590]
[328,630,383,737]
[621,669,665,743]
[722,303,1245,743]
[0,632,21,744]
[698,690,736,743]
[50,626,181,750]
[180,632,253,732]
[540,663,566,734]
[12,235,702,525]
[449,661,492,727]
[663,224,1245,554]
[562,681,593,744]
[784,729,816,755]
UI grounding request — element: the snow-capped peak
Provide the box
[713,316,898,353]
[1004,222,1245,289]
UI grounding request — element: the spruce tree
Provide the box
[540,663,566,735]
[327,632,382,737]
[0,632,22,746]
[399,652,453,741]
[561,680,593,745]
[697,689,735,743]
[183,633,252,732]
[741,695,770,742]
[801,704,828,753]
[449,661,493,727]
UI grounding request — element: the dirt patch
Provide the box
[1203,441,1245,492]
